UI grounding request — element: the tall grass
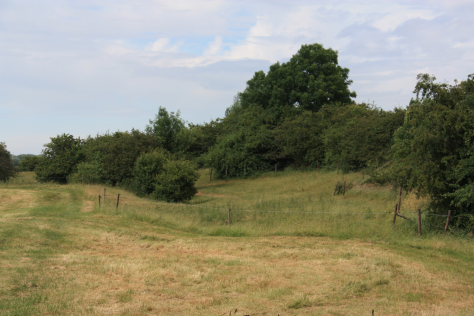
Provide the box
[89,169,436,241]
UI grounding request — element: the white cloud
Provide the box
[146,38,180,52]
[1,0,473,153]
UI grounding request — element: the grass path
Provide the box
[0,172,473,315]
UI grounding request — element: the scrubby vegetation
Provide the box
[2,43,473,215]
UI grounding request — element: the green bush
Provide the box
[132,150,198,202]
[152,159,199,202]
[35,134,85,183]
[132,149,170,196]
[0,142,17,181]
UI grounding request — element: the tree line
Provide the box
[1,43,473,224]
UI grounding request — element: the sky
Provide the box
[1,0,473,155]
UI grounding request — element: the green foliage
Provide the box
[241,43,356,114]
[274,110,325,167]
[132,150,198,202]
[207,106,279,178]
[379,74,474,221]
[145,106,191,155]
[132,149,170,196]
[18,155,41,171]
[152,159,199,202]
[187,119,224,166]
[82,130,159,186]
[35,134,85,183]
[0,142,18,181]
[323,103,405,172]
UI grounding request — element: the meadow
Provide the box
[0,171,473,315]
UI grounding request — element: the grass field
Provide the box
[0,171,473,315]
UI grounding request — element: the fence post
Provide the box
[99,195,101,208]
[209,168,212,181]
[317,160,320,171]
[398,187,402,213]
[337,160,339,174]
[444,210,451,237]
[343,181,346,196]
[333,181,339,196]
[417,209,422,237]
[228,208,231,226]
[393,204,398,226]
[226,168,228,181]
[104,188,106,203]
[116,194,120,213]
[275,163,277,175]
[82,174,84,186]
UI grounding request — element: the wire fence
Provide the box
[3,174,473,235]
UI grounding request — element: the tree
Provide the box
[82,130,159,186]
[132,149,198,202]
[323,103,405,172]
[18,155,41,171]
[35,134,85,183]
[241,43,356,114]
[132,149,170,196]
[377,74,474,225]
[0,142,17,181]
[145,106,191,155]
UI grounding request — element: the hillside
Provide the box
[0,171,473,315]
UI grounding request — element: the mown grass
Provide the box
[0,171,473,315]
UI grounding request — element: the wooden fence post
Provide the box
[116,194,120,212]
[343,181,346,196]
[317,160,319,171]
[393,204,398,226]
[275,163,277,175]
[82,174,84,186]
[99,195,101,208]
[333,181,339,196]
[398,187,402,213]
[444,210,451,237]
[104,189,106,203]
[417,209,422,237]
[226,168,228,181]
[228,208,231,226]
[209,168,212,181]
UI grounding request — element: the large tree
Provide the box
[379,74,474,224]
[240,43,356,114]
[0,142,17,181]
[35,134,85,183]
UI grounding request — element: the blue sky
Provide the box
[1,0,473,154]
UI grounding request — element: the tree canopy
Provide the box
[374,73,474,222]
[241,43,356,114]
[0,142,17,181]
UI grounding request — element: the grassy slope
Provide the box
[0,171,473,315]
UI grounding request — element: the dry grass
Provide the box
[0,171,473,315]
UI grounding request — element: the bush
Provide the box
[0,142,17,181]
[152,159,199,202]
[132,150,198,202]
[132,149,170,196]
[35,134,85,183]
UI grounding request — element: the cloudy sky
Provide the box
[1,0,473,154]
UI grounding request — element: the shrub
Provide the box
[132,150,198,202]
[0,142,17,181]
[152,159,199,202]
[35,134,85,183]
[132,149,170,196]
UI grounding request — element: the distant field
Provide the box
[0,171,473,315]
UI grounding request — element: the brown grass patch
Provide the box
[0,189,36,211]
